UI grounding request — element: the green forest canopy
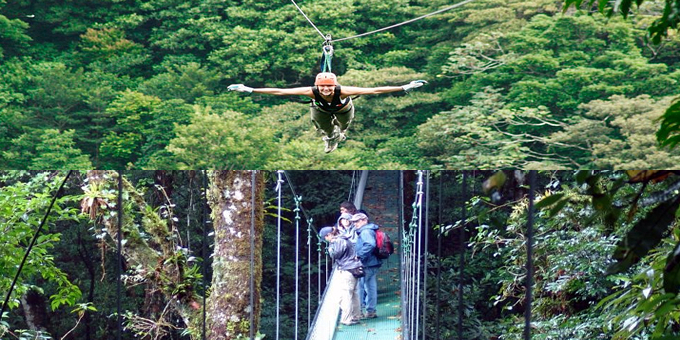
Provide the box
[1,0,680,169]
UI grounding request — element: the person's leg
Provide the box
[310,105,335,137]
[334,101,355,137]
[351,275,362,320]
[364,266,379,316]
[338,270,358,325]
[311,105,341,152]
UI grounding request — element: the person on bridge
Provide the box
[319,226,363,325]
[336,212,357,243]
[351,213,381,319]
[227,72,427,153]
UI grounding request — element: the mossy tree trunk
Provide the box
[206,170,264,340]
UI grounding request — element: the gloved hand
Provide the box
[402,80,428,92]
[227,84,253,93]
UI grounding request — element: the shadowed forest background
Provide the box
[2,170,680,340]
[2,0,680,169]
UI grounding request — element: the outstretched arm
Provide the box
[341,80,427,97]
[227,84,314,98]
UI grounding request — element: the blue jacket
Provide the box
[355,223,382,268]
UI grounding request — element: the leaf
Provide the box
[657,97,680,148]
[549,198,569,217]
[663,241,680,293]
[534,193,565,210]
[576,170,591,185]
[482,171,507,194]
[608,197,680,274]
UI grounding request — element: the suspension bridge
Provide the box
[2,170,537,340]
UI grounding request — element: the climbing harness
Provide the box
[320,36,333,73]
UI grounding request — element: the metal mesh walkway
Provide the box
[333,171,402,340]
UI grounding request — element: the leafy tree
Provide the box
[98,90,161,169]
[547,95,680,168]
[138,62,222,103]
[29,129,92,169]
[0,6,31,59]
[0,172,83,327]
[163,106,276,169]
[3,128,91,169]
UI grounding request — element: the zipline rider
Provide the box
[228,72,427,153]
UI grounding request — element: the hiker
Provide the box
[227,72,426,153]
[319,226,363,325]
[336,212,357,244]
[339,201,368,219]
[350,213,381,318]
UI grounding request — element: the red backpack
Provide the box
[374,227,394,259]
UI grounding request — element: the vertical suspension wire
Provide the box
[275,171,284,340]
[458,172,467,340]
[524,171,537,340]
[317,232,322,303]
[117,171,123,340]
[412,170,424,340]
[422,171,430,340]
[414,170,425,339]
[399,170,406,340]
[307,216,313,330]
[348,171,357,203]
[294,196,302,340]
[202,171,208,340]
[436,172,443,340]
[250,171,256,340]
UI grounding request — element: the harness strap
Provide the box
[312,85,349,112]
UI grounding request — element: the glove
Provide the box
[402,80,428,92]
[227,84,253,93]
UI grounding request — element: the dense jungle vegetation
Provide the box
[2,0,680,169]
[2,170,680,340]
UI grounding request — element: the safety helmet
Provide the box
[315,72,337,86]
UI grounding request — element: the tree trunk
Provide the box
[81,170,264,339]
[206,171,264,340]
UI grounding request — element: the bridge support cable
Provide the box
[458,172,468,340]
[524,171,537,340]
[117,171,123,340]
[307,215,314,330]
[399,171,407,340]
[403,170,426,340]
[422,171,430,340]
[435,172,443,340]
[294,195,303,340]
[203,171,209,340]
[275,171,284,340]
[250,171,256,340]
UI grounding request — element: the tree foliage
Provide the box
[1,0,678,167]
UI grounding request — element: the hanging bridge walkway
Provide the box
[334,171,401,340]
[304,170,413,340]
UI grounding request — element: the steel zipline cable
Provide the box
[289,0,479,43]
[333,0,479,42]
[289,0,326,40]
